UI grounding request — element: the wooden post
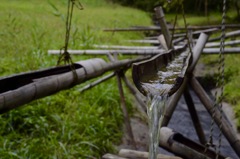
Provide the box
[183,87,207,145]
[190,76,240,157]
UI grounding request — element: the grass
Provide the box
[0,0,151,158]
[1,0,240,158]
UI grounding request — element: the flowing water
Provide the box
[147,95,168,159]
[140,51,189,159]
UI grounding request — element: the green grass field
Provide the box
[0,0,151,158]
[0,0,240,158]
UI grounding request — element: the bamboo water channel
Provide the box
[1,5,240,159]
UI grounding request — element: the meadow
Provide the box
[0,0,239,158]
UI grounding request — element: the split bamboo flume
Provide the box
[0,56,151,114]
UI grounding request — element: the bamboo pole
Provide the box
[116,70,136,149]
[90,44,160,50]
[0,56,151,113]
[48,46,186,56]
[102,154,127,159]
[48,48,168,55]
[79,72,115,93]
[209,30,240,42]
[183,87,207,145]
[162,77,187,126]
[121,72,147,116]
[48,47,240,56]
[155,6,172,49]
[159,127,226,159]
[205,40,240,47]
[118,149,183,159]
[103,24,240,32]
[190,77,240,157]
[188,33,209,72]
[202,47,240,54]
[89,38,240,50]
[162,33,209,126]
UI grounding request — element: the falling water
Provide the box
[147,94,168,159]
[140,51,189,159]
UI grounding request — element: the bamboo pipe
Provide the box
[159,127,226,159]
[102,154,127,159]
[103,24,240,32]
[0,56,151,113]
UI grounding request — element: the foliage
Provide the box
[0,0,151,158]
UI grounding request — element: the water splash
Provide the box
[147,95,168,159]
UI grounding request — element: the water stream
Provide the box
[147,95,168,159]
[139,51,189,159]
